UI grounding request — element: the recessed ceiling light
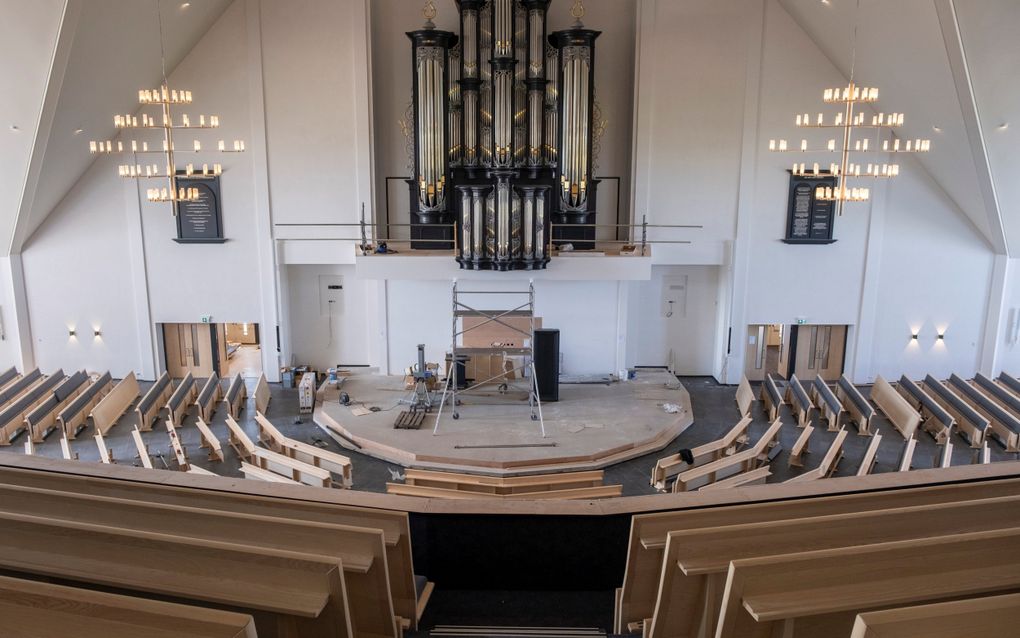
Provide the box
[998,123,1009,130]
[9,125,19,132]
[932,125,942,132]
[74,128,84,135]
[180,2,191,8]
[821,0,831,5]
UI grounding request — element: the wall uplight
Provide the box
[93,328,102,338]
[68,328,76,338]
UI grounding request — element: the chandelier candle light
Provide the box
[89,1,244,211]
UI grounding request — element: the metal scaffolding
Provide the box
[433,280,545,437]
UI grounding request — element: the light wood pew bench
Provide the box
[856,433,883,476]
[0,574,259,638]
[736,375,754,418]
[836,375,876,435]
[810,375,844,431]
[785,428,847,482]
[851,592,1020,638]
[870,374,921,440]
[672,419,783,492]
[136,371,173,431]
[91,371,140,435]
[0,370,64,445]
[0,464,421,629]
[649,494,1020,638]
[949,372,1020,452]
[759,374,784,422]
[788,425,815,468]
[714,527,1020,638]
[897,375,954,444]
[167,372,197,426]
[224,373,247,419]
[785,375,814,428]
[58,371,113,439]
[0,481,398,638]
[195,373,223,423]
[924,374,988,448]
[0,510,354,638]
[974,372,1020,419]
[615,476,1020,634]
[0,368,42,410]
[254,372,271,414]
[26,370,90,442]
[652,417,751,490]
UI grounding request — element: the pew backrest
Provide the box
[193,417,224,462]
[786,375,813,426]
[0,366,19,390]
[898,438,917,472]
[975,372,1020,417]
[838,375,876,434]
[167,372,196,426]
[26,370,89,441]
[950,373,1020,451]
[857,433,883,476]
[92,372,140,435]
[195,373,222,421]
[254,373,271,414]
[811,375,843,429]
[136,371,172,431]
[58,372,113,438]
[998,372,1020,396]
[871,375,921,440]
[255,411,287,450]
[898,375,954,442]
[924,374,988,446]
[225,415,256,460]
[131,427,153,469]
[736,376,754,418]
[251,446,332,488]
[224,373,246,418]
[0,370,64,444]
[0,368,42,407]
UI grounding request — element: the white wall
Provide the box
[868,160,995,381]
[627,266,720,374]
[994,258,1020,376]
[284,265,373,371]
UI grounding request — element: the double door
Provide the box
[744,324,847,382]
[163,323,219,379]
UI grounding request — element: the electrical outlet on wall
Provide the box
[319,276,344,316]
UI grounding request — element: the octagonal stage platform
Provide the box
[314,369,692,477]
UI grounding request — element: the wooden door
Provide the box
[744,325,768,382]
[163,324,215,379]
[792,325,847,382]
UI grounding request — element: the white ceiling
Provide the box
[12,0,232,253]
[779,0,1012,254]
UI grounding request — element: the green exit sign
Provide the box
[200,315,213,324]
[796,318,807,325]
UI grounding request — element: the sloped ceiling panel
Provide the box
[15,0,232,252]
[954,0,1020,255]
[779,0,997,249]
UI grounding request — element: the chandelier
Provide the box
[767,0,930,215]
[88,0,244,209]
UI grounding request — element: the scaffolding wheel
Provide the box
[498,383,509,394]
[531,414,538,421]
[453,413,460,420]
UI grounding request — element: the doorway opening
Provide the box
[223,323,263,378]
[160,322,263,380]
[744,324,848,382]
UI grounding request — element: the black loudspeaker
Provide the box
[533,329,560,402]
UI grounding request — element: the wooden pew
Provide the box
[714,527,1020,638]
[787,425,814,468]
[250,447,332,488]
[404,468,606,494]
[256,412,353,487]
[0,368,42,408]
[672,419,783,493]
[0,510,354,638]
[974,372,1020,419]
[136,371,173,431]
[94,431,114,464]
[59,430,77,460]
[226,415,257,461]
[870,374,921,440]
[924,374,988,447]
[0,370,63,445]
[0,481,398,638]
[242,461,300,484]
[949,373,1020,452]
[759,374,783,421]
[187,465,218,476]
[936,440,953,468]
[165,419,191,470]
[167,372,197,426]
[836,375,876,435]
[196,373,223,423]
[898,438,917,471]
[810,375,844,431]
[698,466,771,491]
[616,477,1020,633]
[651,417,751,490]
[784,375,814,428]
[0,574,259,638]
[736,375,754,418]
[851,592,1020,638]
[897,375,954,444]
[58,371,113,438]
[131,426,153,468]
[648,494,1020,638]
[0,462,421,630]
[26,370,89,442]
[224,373,247,419]
[975,441,991,465]
[194,417,225,462]
[856,433,883,476]
[92,371,140,435]
[0,366,19,390]
[998,371,1020,396]
[254,372,271,414]
[785,428,847,482]
[388,482,623,500]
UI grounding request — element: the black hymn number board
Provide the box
[173,175,226,244]
[783,171,837,245]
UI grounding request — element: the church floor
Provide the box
[1,375,1016,495]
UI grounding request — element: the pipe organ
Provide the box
[407,0,600,271]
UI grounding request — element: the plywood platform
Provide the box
[314,370,693,476]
